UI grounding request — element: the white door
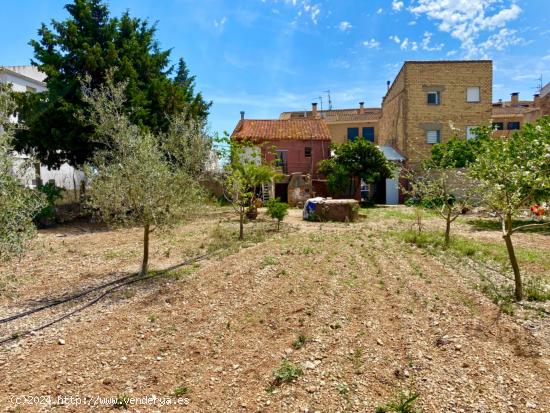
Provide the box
[385,178,399,205]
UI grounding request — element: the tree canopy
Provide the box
[318,138,393,196]
[469,116,550,300]
[83,75,209,275]
[0,84,45,261]
[429,129,488,168]
[14,0,211,168]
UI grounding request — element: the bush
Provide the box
[273,360,302,385]
[266,198,289,230]
[36,182,64,222]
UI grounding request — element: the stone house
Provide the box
[378,60,493,165]
[492,88,550,138]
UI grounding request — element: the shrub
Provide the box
[273,360,302,385]
[36,182,64,222]
[266,198,289,230]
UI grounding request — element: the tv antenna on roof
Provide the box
[534,74,543,93]
[324,90,333,110]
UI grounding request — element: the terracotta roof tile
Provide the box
[280,108,381,122]
[492,106,540,116]
[231,119,331,141]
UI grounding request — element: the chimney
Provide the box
[386,80,391,91]
[534,93,540,106]
[511,92,519,106]
[359,102,365,114]
[311,102,318,118]
[240,111,245,120]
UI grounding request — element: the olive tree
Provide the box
[469,117,550,301]
[82,76,209,275]
[0,84,45,260]
[403,166,475,247]
[219,137,275,240]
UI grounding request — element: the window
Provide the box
[304,147,312,157]
[492,122,504,130]
[466,87,480,102]
[466,126,477,140]
[276,150,288,174]
[427,91,440,105]
[347,127,359,141]
[507,122,520,130]
[362,127,375,142]
[426,130,441,144]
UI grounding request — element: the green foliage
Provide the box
[469,117,550,300]
[0,85,45,260]
[429,130,488,168]
[375,392,422,413]
[470,117,550,214]
[273,360,303,385]
[83,75,208,274]
[113,394,130,409]
[173,386,189,397]
[266,198,289,230]
[291,333,308,350]
[14,0,210,168]
[221,136,276,240]
[36,182,64,221]
[319,138,393,197]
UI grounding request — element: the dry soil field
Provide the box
[0,206,548,412]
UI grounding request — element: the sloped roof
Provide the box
[231,119,331,141]
[492,105,540,117]
[377,145,406,161]
[280,108,381,122]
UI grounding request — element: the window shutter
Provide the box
[467,87,480,102]
[362,127,375,142]
[347,128,359,141]
[426,130,440,144]
[466,126,477,140]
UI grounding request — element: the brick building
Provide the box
[378,60,493,164]
[231,114,331,178]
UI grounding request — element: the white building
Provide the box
[0,65,86,190]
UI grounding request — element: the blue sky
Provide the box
[1,0,549,135]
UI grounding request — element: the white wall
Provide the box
[1,66,86,191]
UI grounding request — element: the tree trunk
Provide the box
[239,210,244,240]
[503,214,522,301]
[34,162,43,187]
[444,210,452,248]
[140,224,150,276]
[277,219,280,231]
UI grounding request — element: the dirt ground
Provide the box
[0,206,548,412]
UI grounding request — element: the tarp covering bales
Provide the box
[303,198,359,222]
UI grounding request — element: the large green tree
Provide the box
[469,117,550,301]
[14,0,210,168]
[318,138,393,197]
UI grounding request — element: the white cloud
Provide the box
[363,38,381,49]
[542,54,550,62]
[409,0,522,58]
[377,8,383,14]
[389,35,401,44]
[339,21,352,31]
[421,31,444,51]
[392,1,404,11]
